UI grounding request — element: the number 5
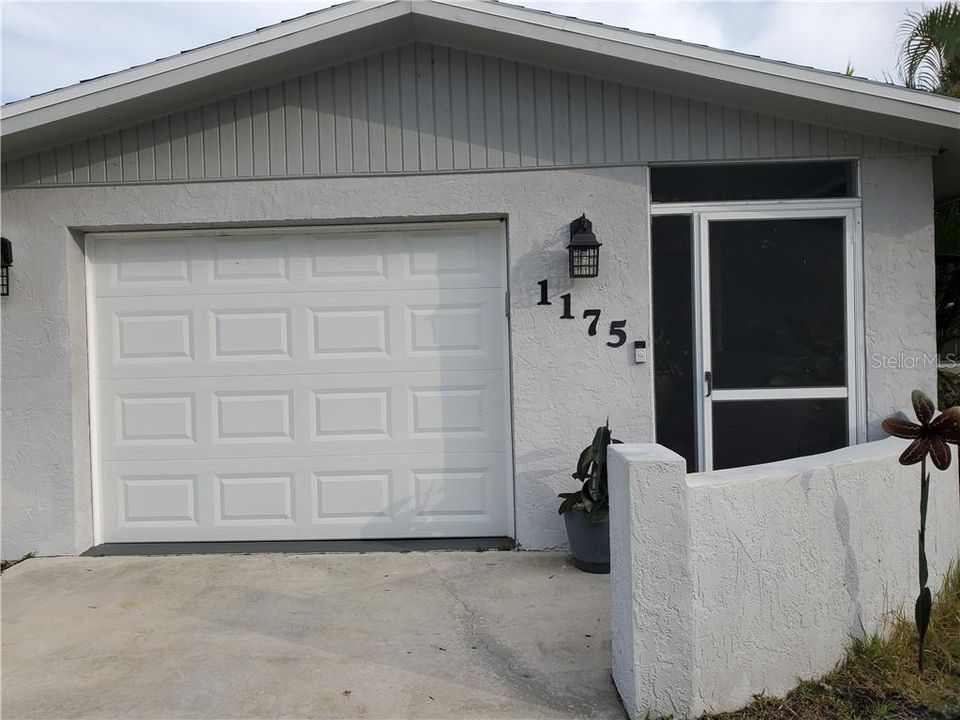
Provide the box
[607,320,627,347]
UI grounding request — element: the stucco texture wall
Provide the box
[1,167,652,556]
[609,439,960,719]
[861,156,937,437]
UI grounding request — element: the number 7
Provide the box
[583,309,601,336]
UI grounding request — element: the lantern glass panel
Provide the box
[570,245,600,277]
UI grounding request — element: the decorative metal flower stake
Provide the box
[882,390,960,672]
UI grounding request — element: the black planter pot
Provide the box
[562,510,610,573]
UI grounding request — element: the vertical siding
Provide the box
[620,86,638,163]
[534,67,553,166]
[284,79,302,176]
[602,81,620,164]
[349,60,369,173]
[105,131,123,182]
[466,53,486,169]
[3,42,934,186]
[186,107,204,179]
[88,136,105,182]
[137,122,155,180]
[318,68,337,174]
[552,71,571,166]
[484,57,503,168]
[636,89,654,161]
[154,116,171,180]
[671,97,689,162]
[449,49,470,170]
[399,45,418,172]
[366,60,385,173]
[235,93,253,177]
[55,145,73,183]
[301,73,320,175]
[433,46,453,171]
[219,98,237,178]
[500,60,520,168]
[71,141,89,183]
[585,78,604,164]
[415,44,436,173]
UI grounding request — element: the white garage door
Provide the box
[89,222,512,543]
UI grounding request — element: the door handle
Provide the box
[705,371,713,397]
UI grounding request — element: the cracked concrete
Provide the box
[1,551,624,719]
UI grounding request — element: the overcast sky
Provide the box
[1,1,921,105]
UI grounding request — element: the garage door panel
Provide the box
[95,236,195,295]
[99,371,506,461]
[96,289,504,379]
[207,235,294,286]
[95,225,505,298]
[99,452,509,541]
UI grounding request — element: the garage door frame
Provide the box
[84,219,515,545]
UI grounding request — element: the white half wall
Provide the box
[609,439,960,719]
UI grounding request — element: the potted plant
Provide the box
[558,421,621,573]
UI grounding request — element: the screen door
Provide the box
[697,211,858,471]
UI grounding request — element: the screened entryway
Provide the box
[651,162,864,472]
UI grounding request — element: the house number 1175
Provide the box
[537,279,628,348]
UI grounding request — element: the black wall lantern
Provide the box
[568,214,601,278]
[0,237,11,297]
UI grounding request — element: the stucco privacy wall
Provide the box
[0,42,933,188]
[609,439,960,719]
[0,167,652,557]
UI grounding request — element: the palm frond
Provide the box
[897,2,960,93]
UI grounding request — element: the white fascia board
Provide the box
[419,0,960,132]
[0,0,404,132]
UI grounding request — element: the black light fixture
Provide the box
[568,214,601,278]
[0,238,11,297]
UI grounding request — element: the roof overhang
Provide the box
[3,0,958,192]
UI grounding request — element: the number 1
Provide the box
[560,293,574,319]
[537,279,551,305]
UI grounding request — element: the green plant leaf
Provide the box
[591,424,611,466]
[589,502,609,523]
[558,492,582,515]
[580,493,594,514]
[574,444,594,480]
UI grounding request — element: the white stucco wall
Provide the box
[861,156,937,437]
[609,439,960,719]
[0,154,939,557]
[1,167,653,556]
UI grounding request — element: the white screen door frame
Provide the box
[652,200,866,472]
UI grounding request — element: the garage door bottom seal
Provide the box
[82,537,517,557]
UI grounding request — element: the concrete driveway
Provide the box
[2,551,624,719]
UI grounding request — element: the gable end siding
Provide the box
[1,43,933,187]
